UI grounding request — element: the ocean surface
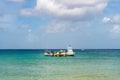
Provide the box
[0,49,120,80]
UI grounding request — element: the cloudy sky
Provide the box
[0,0,120,49]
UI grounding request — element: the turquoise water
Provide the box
[0,49,120,80]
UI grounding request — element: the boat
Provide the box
[66,45,75,56]
[54,50,66,57]
[44,45,75,56]
[44,51,53,56]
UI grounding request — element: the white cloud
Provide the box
[0,14,14,23]
[71,26,80,32]
[103,14,120,24]
[21,0,108,20]
[103,14,120,38]
[20,0,108,34]
[112,14,120,24]
[8,0,25,3]
[26,34,38,43]
[110,25,120,38]
[21,24,30,29]
[102,17,111,23]
[0,14,16,31]
[26,29,39,43]
[46,22,67,33]
[20,9,35,16]
[110,25,120,34]
[35,0,108,20]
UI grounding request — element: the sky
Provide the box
[0,0,120,49]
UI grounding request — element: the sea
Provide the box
[0,49,120,80]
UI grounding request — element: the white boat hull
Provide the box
[66,52,75,56]
[44,53,53,56]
